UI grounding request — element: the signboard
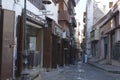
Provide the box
[26,10,44,25]
[53,24,63,37]
[101,18,115,34]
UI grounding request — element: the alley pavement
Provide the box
[88,61,120,74]
[88,58,120,74]
[34,61,120,80]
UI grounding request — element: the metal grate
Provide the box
[112,42,120,61]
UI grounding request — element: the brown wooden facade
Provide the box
[43,18,63,68]
[0,9,15,80]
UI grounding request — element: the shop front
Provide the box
[52,22,63,67]
[16,10,44,78]
[62,31,70,65]
[43,18,63,68]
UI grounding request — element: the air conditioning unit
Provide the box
[62,31,67,39]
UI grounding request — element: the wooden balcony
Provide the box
[58,10,70,22]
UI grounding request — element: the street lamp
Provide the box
[42,0,52,28]
[21,0,51,80]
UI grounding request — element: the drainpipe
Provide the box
[0,0,2,7]
[21,0,31,79]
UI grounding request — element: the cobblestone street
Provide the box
[39,62,120,80]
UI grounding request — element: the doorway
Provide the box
[104,37,108,59]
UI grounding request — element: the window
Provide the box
[26,25,38,50]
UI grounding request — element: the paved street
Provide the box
[39,62,120,80]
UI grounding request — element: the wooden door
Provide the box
[0,9,15,80]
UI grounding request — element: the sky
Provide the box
[75,0,87,26]
[74,0,118,28]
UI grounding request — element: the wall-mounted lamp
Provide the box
[42,0,51,4]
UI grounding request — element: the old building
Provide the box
[90,0,120,65]
[84,0,117,58]
[43,17,63,68]
[43,0,77,68]
[58,0,77,65]
[99,1,120,64]
[0,0,77,79]
[0,0,50,79]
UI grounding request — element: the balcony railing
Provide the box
[91,29,99,41]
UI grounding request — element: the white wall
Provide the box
[2,0,58,23]
[86,0,93,56]
[2,0,43,52]
[2,0,59,49]
[2,0,41,15]
[45,0,59,23]
[2,0,42,39]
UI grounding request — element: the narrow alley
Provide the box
[39,62,120,80]
[0,0,120,80]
